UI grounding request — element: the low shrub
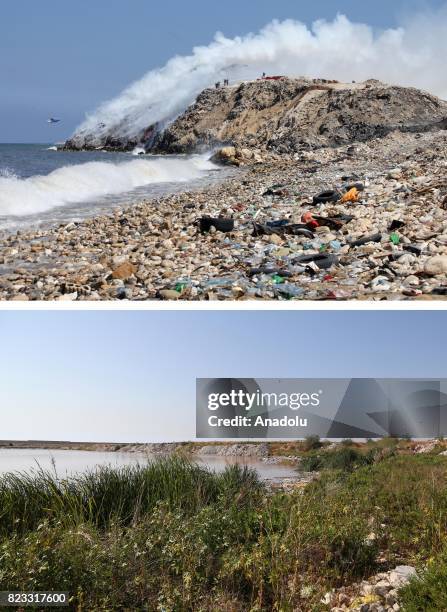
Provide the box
[301,435,322,452]
[301,447,379,472]
[341,438,354,447]
[399,551,447,612]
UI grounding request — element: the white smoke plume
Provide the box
[72,9,447,145]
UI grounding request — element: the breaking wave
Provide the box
[72,9,447,146]
[0,155,215,216]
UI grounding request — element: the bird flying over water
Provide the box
[47,118,61,124]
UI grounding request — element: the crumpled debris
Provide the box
[341,186,360,203]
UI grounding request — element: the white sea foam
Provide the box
[72,10,447,145]
[0,155,215,216]
[132,146,146,156]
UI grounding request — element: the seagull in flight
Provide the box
[47,117,61,124]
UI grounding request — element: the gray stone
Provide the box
[388,566,417,588]
[424,255,447,276]
[158,289,181,300]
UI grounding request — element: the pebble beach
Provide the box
[1,129,446,301]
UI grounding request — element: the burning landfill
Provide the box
[1,76,446,301]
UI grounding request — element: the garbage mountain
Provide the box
[64,78,447,154]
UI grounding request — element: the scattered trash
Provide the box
[340,187,359,203]
[232,203,245,212]
[329,240,342,251]
[312,190,341,205]
[252,222,314,239]
[272,274,285,284]
[6,123,447,302]
[203,278,237,289]
[302,211,349,231]
[301,212,319,229]
[266,220,290,228]
[349,233,382,248]
[333,214,354,223]
[263,185,289,197]
[199,217,234,233]
[301,212,314,224]
[293,253,339,270]
[274,283,304,298]
[174,282,188,293]
[289,227,315,238]
[248,267,293,278]
[344,181,365,192]
[304,261,321,275]
[389,219,406,231]
[403,244,423,256]
[313,215,344,230]
[325,289,350,299]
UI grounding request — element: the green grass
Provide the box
[0,456,263,535]
[400,552,447,611]
[1,455,447,611]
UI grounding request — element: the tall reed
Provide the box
[0,456,264,535]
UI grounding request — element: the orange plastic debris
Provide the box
[341,187,359,203]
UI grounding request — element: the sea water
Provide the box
[0,144,220,232]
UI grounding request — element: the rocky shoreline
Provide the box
[2,439,446,456]
[1,128,446,301]
[0,440,291,458]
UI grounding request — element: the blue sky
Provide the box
[0,310,445,442]
[1,0,446,142]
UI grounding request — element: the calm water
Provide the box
[0,449,298,480]
[0,143,222,232]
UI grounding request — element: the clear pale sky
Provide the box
[1,0,446,142]
[0,310,444,442]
